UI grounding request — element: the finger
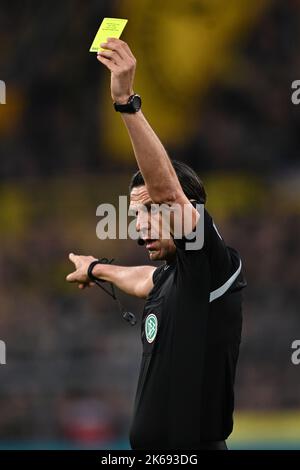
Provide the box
[116,40,136,61]
[98,50,123,66]
[69,253,78,264]
[97,54,119,72]
[101,38,136,65]
[78,283,85,289]
[88,282,96,288]
[66,271,78,282]
[101,39,132,62]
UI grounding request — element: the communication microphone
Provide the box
[87,258,137,326]
[122,311,137,326]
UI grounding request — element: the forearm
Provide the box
[121,111,182,203]
[92,263,155,299]
[97,39,184,204]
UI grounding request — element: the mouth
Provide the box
[145,239,159,250]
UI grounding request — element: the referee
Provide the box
[66,39,246,450]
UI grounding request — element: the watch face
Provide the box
[132,94,142,111]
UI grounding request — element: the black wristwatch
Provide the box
[114,94,142,113]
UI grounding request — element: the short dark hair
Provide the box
[129,160,207,204]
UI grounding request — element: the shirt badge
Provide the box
[145,313,158,343]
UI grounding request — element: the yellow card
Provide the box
[89,18,128,52]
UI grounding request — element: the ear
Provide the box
[190,199,205,206]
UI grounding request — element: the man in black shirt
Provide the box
[66,39,246,450]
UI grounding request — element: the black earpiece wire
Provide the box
[87,258,137,326]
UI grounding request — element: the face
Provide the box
[130,186,176,262]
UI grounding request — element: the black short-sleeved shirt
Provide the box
[129,208,246,450]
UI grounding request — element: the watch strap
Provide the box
[114,94,141,113]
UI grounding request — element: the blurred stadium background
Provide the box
[0,0,300,450]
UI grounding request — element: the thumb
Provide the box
[66,270,78,282]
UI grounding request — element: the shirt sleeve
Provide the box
[173,207,212,253]
[152,264,165,285]
[173,208,242,295]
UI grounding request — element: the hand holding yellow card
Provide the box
[89,18,128,52]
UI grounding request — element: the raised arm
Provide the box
[97,39,198,232]
[66,253,155,299]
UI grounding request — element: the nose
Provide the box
[136,209,150,236]
[135,216,140,233]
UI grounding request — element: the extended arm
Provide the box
[66,253,155,299]
[97,39,199,231]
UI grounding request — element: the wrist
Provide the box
[89,262,110,282]
[113,92,134,105]
[114,93,142,114]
